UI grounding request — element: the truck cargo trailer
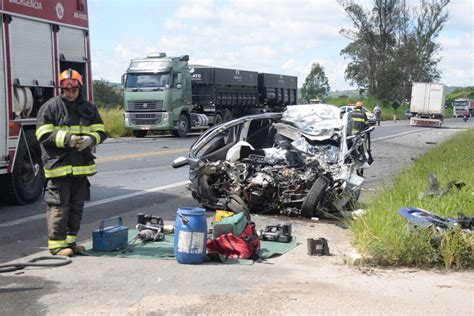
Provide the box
[190,67,297,125]
[409,82,445,128]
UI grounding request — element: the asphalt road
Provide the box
[0,117,473,314]
[0,118,472,261]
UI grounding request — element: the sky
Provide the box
[88,0,473,91]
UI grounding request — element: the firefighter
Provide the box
[351,101,369,134]
[36,69,107,256]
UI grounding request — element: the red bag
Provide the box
[207,222,260,260]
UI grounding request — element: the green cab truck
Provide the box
[122,53,297,137]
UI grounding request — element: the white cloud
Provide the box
[282,59,298,71]
[175,0,216,21]
[160,0,350,88]
[163,19,186,31]
[439,32,474,86]
[445,0,473,30]
[90,0,474,90]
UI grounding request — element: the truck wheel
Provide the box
[301,176,329,218]
[132,130,147,138]
[223,109,233,122]
[176,114,189,137]
[1,129,44,205]
[213,112,223,126]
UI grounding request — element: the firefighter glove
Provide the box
[75,135,95,152]
[67,134,81,148]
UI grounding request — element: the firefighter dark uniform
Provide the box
[351,103,369,134]
[36,69,106,256]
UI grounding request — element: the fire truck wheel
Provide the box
[175,114,189,137]
[132,130,147,138]
[301,176,329,218]
[2,129,44,205]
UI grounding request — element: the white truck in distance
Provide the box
[452,98,473,117]
[409,82,445,128]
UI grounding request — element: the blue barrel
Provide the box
[174,207,207,264]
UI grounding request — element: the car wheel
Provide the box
[301,176,329,218]
[197,175,217,203]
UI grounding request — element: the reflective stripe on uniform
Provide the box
[48,239,68,249]
[72,164,97,175]
[36,124,55,140]
[66,235,77,244]
[90,124,105,132]
[44,165,73,178]
[44,164,96,178]
[55,130,67,148]
[352,117,365,122]
[89,131,101,144]
[38,125,104,139]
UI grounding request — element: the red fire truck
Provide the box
[0,0,92,204]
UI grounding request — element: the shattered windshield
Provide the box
[125,73,171,89]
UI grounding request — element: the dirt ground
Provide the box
[13,213,470,315]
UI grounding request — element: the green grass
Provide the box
[350,128,474,269]
[98,106,132,138]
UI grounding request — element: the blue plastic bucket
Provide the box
[174,207,207,264]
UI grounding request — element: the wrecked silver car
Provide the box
[173,104,374,218]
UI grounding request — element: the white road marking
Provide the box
[0,181,190,227]
[372,129,428,142]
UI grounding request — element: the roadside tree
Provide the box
[339,0,449,103]
[301,63,330,102]
[93,79,123,108]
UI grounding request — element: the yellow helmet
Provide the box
[355,101,364,108]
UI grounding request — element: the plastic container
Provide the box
[174,207,207,264]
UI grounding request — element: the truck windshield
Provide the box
[125,73,171,89]
[453,101,468,107]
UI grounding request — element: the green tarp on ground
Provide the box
[85,230,298,264]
